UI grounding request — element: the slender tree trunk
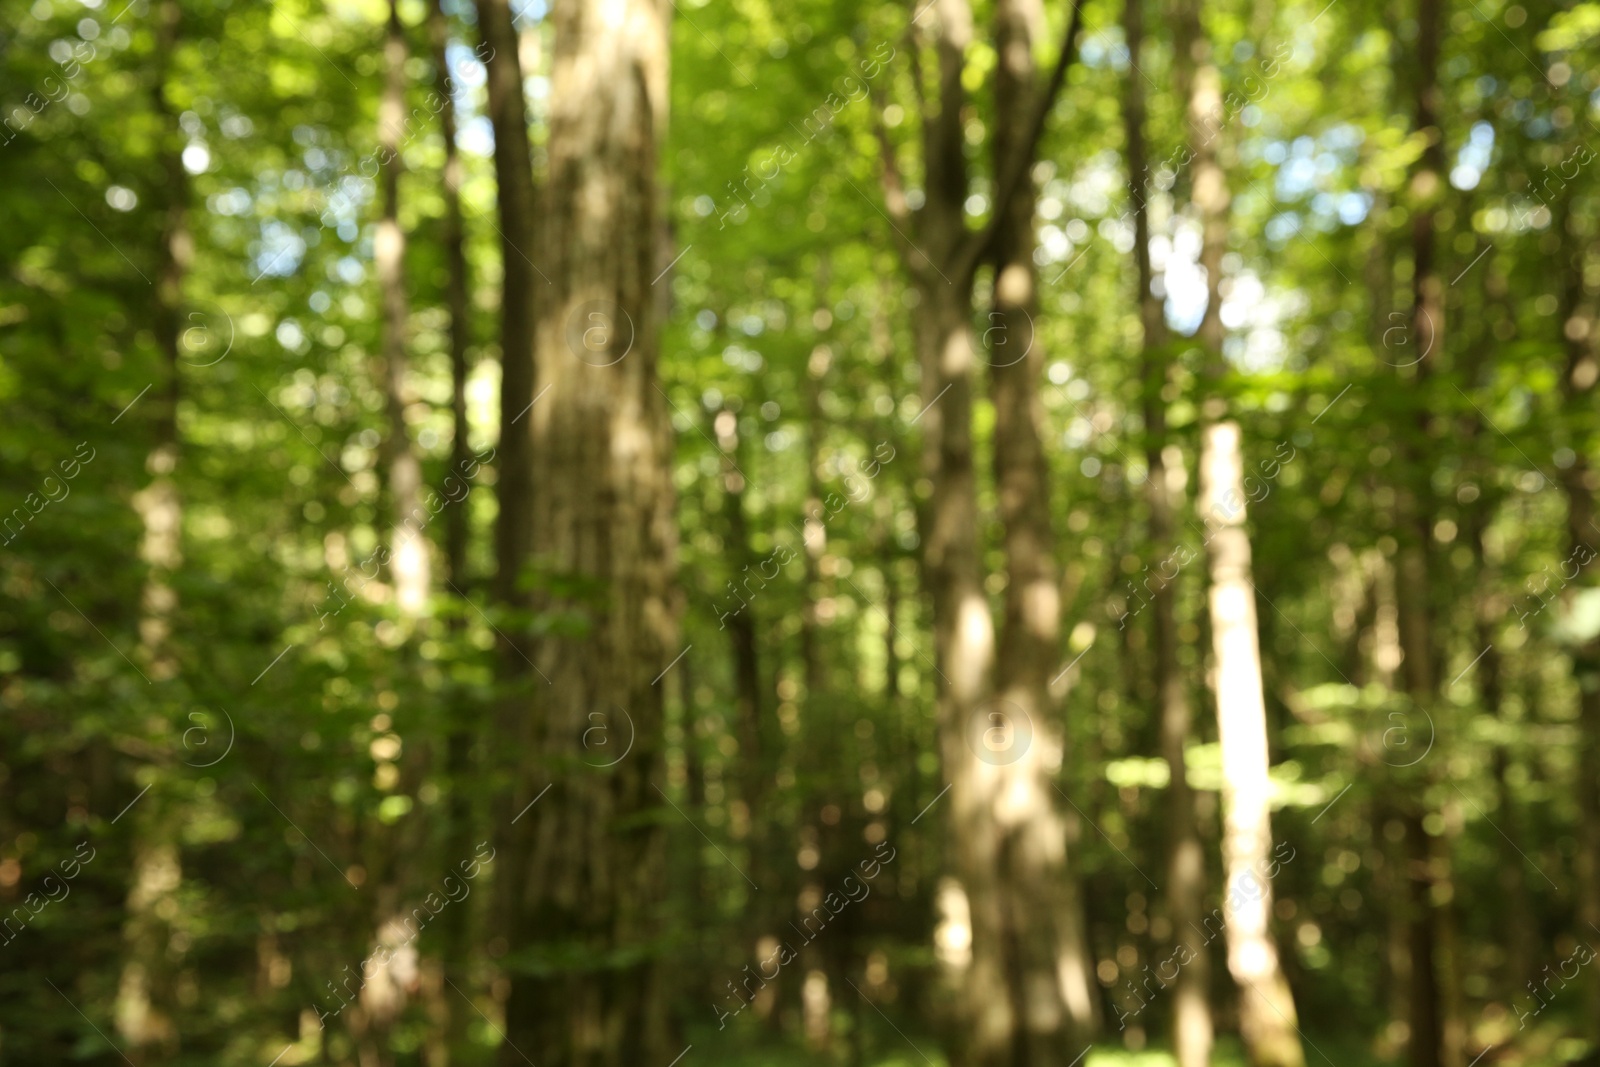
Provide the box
[501,1,676,1063]
[713,402,767,878]
[801,311,830,701]
[1122,0,1210,1061]
[1391,0,1450,1061]
[1456,252,1535,1007]
[1556,194,1600,1036]
[473,0,537,614]
[473,0,540,1003]
[357,12,430,1063]
[433,0,472,592]
[378,0,429,617]
[429,3,476,1061]
[1197,423,1303,1067]
[117,2,189,1057]
[1177,1,1303,1062]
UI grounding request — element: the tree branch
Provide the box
[960,0,1086,277]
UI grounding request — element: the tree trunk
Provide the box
[433,0,472,593]
[1456,250,1535,1008]
[712,400,770,920]
[800,261,832,702]
[1391,0,1449,1060]
[989,0,1095,1055]
[1122,0,1210,1061]
[1556,192,1600,1038]
[921,272,1009,1067]
[429,2,477,1061]
[1178,1,1303,1061]
[116,1,190,1057]
[500,0,676,1063]
[473,0,538,614]
[877,1,1084,1060]
[378,0,429,617]
[473,0,540,1007]
[893,8,1004,1063]
[1197,424,1304,1067]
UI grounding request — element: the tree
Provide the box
[378,0,429,618]
[1176,0,1305,1061]
[1121,0,1211,1062]
[498,0,679,1062]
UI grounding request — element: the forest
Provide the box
[3,0,1600,1064]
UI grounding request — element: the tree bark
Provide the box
[712,401,767,866]
[1197,424,1304,1067]
[1122,0,1210,1062]
[473,0,537,614]
[378,0,429,617]
[473,0,540,1016]
[1392,0,1449,1061]
[500,1,676,1063]
[1177,0,1304,1061]
[876,2,1085,1061]
[1556,192,1600,1038]
[989,0,1095,1055]
[433,0,472,593]
[429,2,477,1061]
[893,9,1004,1062]
[116,1,190,1057]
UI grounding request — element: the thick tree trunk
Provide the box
[1178,2,1303,1062]
[921,274,1010,1067]
[500,1,676,1064]
[988,0,1095,1055]
[378,0,429,617]
[1122,0,1210,1061]
[878,2,1084,1060]
[896,8,1005,1062]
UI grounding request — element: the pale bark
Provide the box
[501,0,676,1062]
[132,0,190,680]
[878,2,1086,1061]
[989,0,1095,1054]
[1198,425,1302,1067]
[1178,0,1303,1060]
[1122,0,1210,1061]
[893,8,1005,1061]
